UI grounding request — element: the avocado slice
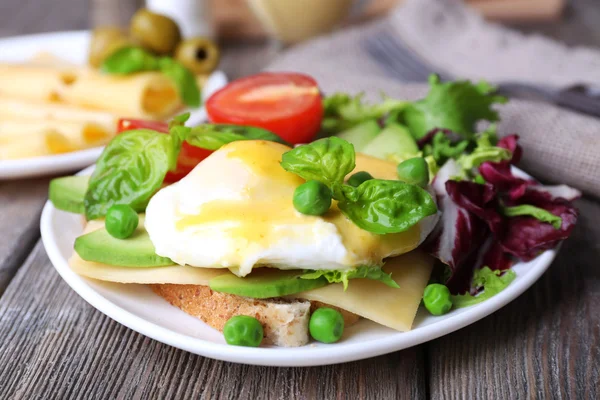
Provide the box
[361,123,419,161]
[209,269,329,299]
[74,224,173,267]
[49,175,89,214]
[336,120,381,152]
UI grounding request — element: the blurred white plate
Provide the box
[40,166,558,366]
[0,31,228,180]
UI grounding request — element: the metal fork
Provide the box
[364,27,600,118]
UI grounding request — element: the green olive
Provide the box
[175,37,220,75]
[105,204,139,239]
[130,8,181,55]
[88,26,134,68]
[293,180,332,216]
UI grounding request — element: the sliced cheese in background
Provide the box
[70,253,224,285]
[60,71,182,120]
[0,119,112,160]
[0,96,118,133]
[289,251,434,331]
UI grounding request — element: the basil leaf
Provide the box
[101,47,159,75]
[167,113,192,166]
[300,265,399,291]
[169,112,191,129]
[185,124,288,151]
[280,137,355,188]
[158,58,201,107]
[84,129,175,220]
[338,179,437,234]
[500,204,563,229]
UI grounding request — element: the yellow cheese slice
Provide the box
[289,251,434,331]
[69,253,224,285]
[354,153,399,180]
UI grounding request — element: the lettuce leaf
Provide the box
[457,127,512,174]
[322,93,407,135]
[300,265,400,290]
[451,267,516,308]
[401,75,507,140]
[500,204,563,229]
[422,131,470,165]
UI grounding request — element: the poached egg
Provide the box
[145,140,437,276]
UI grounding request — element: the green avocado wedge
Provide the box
[336,120,381,152]
[361,123,419,161]
[49,175,89,214]
[74,223,173,267]
[209,269,329,299]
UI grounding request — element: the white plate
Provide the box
[40,166,557,366]
[0,31,228,179]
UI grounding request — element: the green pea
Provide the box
[347,171,373,187]
[105,204,139,239]
[423,283,453,316]
[293,180,332,216]
[309,307,344,343]
[223,315,264,347]
[397,157,430,186]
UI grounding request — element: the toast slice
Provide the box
[151,284,359,347]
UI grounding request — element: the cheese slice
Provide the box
[289,250,434,331]
[69,253,224,285]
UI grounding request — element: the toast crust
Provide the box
[151,284,359,347]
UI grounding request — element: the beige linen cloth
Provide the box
[267,0,600,198]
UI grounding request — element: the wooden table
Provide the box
[1,1,600,398]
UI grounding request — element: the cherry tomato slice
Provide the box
[205,72,323,145]
[116,118,212,183]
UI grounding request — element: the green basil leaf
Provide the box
[280,137,355,187]
[169,112,191,129]
[158,58,201,107]
[338,179,437,234]
[101,47,159,75]
[500,204,563,229]
[300,265,399,291]
[169,126,191,170]
[84,129,175,220]
[185,124,288,151]
[167,113,192,166]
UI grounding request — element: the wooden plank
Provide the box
[427,197,600,399]
[0,242,427,399]
[0,179,50,294]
